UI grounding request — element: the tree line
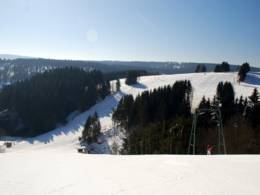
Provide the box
[112,80,192,154]
[112,79,260,154]
[196,82,259,154]
[0,67,110,136]
[194,62,252,82]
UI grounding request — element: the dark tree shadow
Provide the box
[244,73,260,86]
[24,91,126,145]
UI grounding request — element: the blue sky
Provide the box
[0,0,259,66]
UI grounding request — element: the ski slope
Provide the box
[1,72,260,195]
[6,72,259,153]
[1,153,260,195]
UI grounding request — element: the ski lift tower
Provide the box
[187,103,227,154]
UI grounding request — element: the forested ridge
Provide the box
[1,58,259,85]
[0,58,151,84]
[0,65,259,154]
[113,80,193,154]
[113,80,260,154]
[0,67,110,136]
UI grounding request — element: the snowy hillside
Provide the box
[244,72,260,86]
[6,72,259,152]
[1,72,260,195]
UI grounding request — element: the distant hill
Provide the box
[101,61,259,73]
[100,61,241,73]
[0,54,33,60]
[0,55,259,84]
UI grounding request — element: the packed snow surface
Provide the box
[1,72,260,194]
[1,152,260,195]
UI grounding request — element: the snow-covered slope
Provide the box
[1,153,260,195]
[244,72,260,86]
[1,72,260,195]
[4,72,260,153]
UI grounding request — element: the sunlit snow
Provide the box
[0,72,260,195]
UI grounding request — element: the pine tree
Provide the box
[251,103,260,128]
[116,79,121,91]
[237,96,245,114]
[238,62,250,81]
[82,116,92,142]
[199,96,207,108]
[82,112,101,143]
[249,88,259,103]
[214,62,230,72]
[216,81,235,121]
[92,112,101,141]
[221,61,230,72]
[214,65,221,72]
[216,82,224,100]
[195,64,207,73]
[125,71,138,85]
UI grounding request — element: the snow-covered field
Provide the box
[1,72,260,195]
[1,152,260,195]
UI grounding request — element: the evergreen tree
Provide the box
[216,82,224,100]
[238,62,250,81]
[237,96,245,114]
[198,96,207,108]
[125,71,138,85]
[251,103,260,128]
[82,116,92,142]
[195,64,207,73]
[249,88,259,104]
[82,112,101,143]
[216,81,235,121]
[214,65,221,72]
[197,96,211,128]
[92,112,101,141]
[214,62,230,72]
[116,79,121,91]
[221,61,230,72]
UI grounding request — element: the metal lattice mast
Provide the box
[216,107,226,154]
[187,105,226,154]
[187,110,198,154]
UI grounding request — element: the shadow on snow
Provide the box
[243,72,260,86]
[131,82,147,89]
[25,91,126,145]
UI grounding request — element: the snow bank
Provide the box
[0,153,260,195]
